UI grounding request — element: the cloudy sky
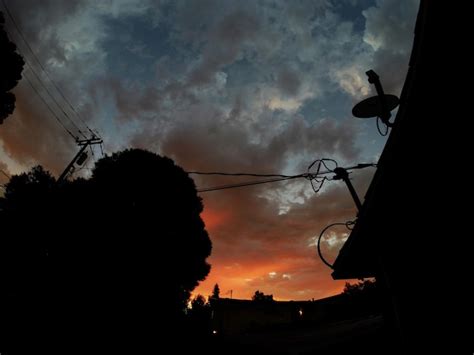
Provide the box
[0,0,419,300]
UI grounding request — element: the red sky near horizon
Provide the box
[194,190,357,301]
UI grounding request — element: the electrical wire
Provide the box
[0,169,11,180]
[317,220,355,269]
[194,159,377,193]
[197,175,301,193]
[376,116,389,136]
[1,0,97,139]
[16,54,86,139]
[23,72,79,140]
[189,171,297,178]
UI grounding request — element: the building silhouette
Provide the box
[331,1,470,353]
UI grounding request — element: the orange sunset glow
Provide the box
[194,188,355,301]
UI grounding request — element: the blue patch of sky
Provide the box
[94,89,142,152]
[296,83,389,162]
[331,0,375,33]
[356,119,388,162]
[100,15,178,85]
[298,90,353,123]
[224,57,264,88]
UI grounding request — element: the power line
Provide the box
[21,57,86,139]
[194,160,377,193]
[1,0,99,139]
[189,171,297,178]
[197,175,303,193]
[10,48,84,139]
[23,72,78,140]
[0,169,11,180]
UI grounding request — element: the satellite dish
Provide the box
[352,94,399,119]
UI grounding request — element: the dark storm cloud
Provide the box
[96,77,163,122]
[2,0,88,72]
[363,0,419,94]
[1,0,110,173]
[1,83,76,174]
[276,67,302,97]
[159,109,360,176]
[187,10,260,87]
[3,0,83,36]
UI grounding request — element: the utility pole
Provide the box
[57,136,103,184]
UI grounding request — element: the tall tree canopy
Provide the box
[89,149,211,306]
[0,149,212,354]
[0,11,24,124]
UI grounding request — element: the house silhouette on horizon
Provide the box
[331,1,470,353]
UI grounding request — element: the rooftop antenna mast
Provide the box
[332,163,375,212]
[57,135,103,184]
[352,70,400,134]
[333,167,362,211]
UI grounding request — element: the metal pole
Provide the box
[366,70,393,126]
[333,167,363,211]
[57,143,89,183]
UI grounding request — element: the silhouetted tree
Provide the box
[342,279,381,317]
[191,294,207,311]
[2,165,55,208]
[187,294,212,338]
[252,290,274,303]
[211,283,220,300]
[343,279,377,296]
[0,11,24,124]
[0,166,57,354]
[0,149,212,354]
[89,149,211,317]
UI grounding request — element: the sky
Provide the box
[0,0,419,301]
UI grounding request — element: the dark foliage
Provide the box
[342,279,382,317]
[0,11,24,124]
[0,149,212,354]
[252,290,274,303]
[343,279,378,296]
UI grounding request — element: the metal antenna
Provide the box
[366,70,394,126]
[352,69,400,134]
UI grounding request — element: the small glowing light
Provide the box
[298,309,303,316]
[212,330,217,335]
